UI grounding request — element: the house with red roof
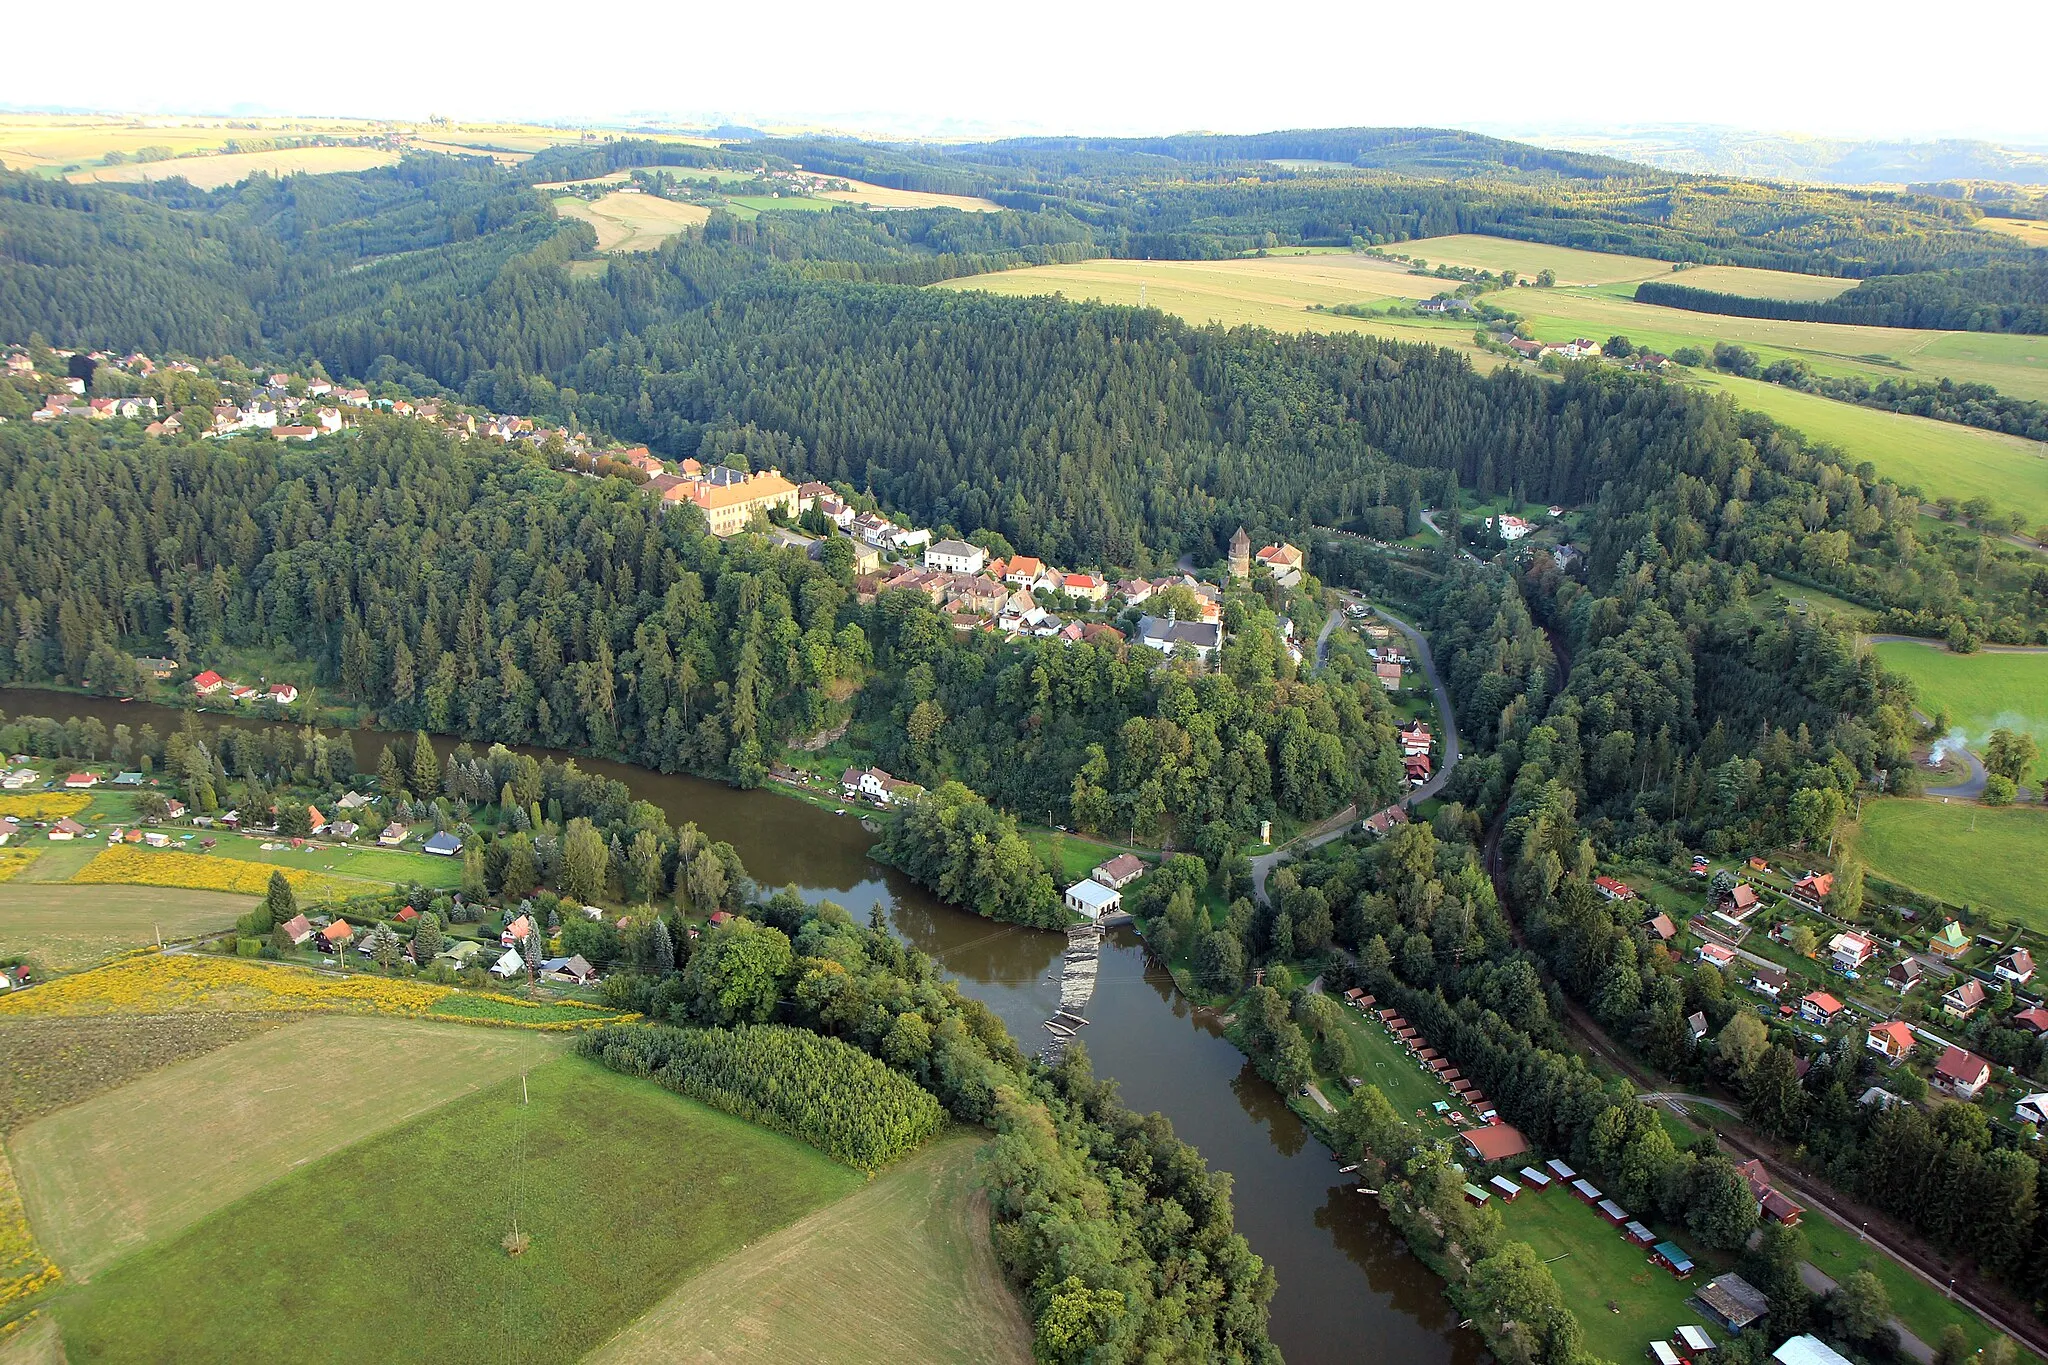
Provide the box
[1800,991,1845,1025]
[1943,978,1987,1021]
[1996,948,2035,986]
[1866,1021,1917,1064]
[1791,871,1834,905]
[1593,875,1635,902]
[1933,1044,1991,1100]
[62,772,98,789]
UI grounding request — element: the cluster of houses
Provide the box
[1496,335,1672,373]
[190,670,300,707]
[840,766,924,807]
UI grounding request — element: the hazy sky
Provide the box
[22,0,2048,144]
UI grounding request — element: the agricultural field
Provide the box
[1848,799,2048,927]
[937,258,1501,366]
[0,884,250,970]
[816,180,1002,212]
[553,192,712,252]
[46,1058,864,1363]
[0,1014,289,1132]
[9,1016,560,1277]
[1618,264,1860,302]
[1872,641,2048,780]
[68,146,399,187]
[0,115,344,174]
[0,798,89,823]
[192,831,464,890]
[586,1133,1029,1365]
[0,1316,60,1365]
[68,845,362,902]
[1981,218,2048,249]
[1498,1187,1724,1365]
[1382,235,1674,287]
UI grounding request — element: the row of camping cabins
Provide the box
[1460,1154,1698,1280]
[1344,988,1499,1120]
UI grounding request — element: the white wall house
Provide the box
[1065,879,1122,920]
[924,539,988,575]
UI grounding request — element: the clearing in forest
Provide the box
[586,1132,1030,1365]
[1873,641,2048,782]
[10,1016,560,1276]
[553,192,712,251]
[0,883,250,970]
[48,1059,861,1364]
[1849,798,2048,928]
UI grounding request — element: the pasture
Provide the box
[1872,641,2048,780]
[49,1058,862,1364]
[1689,373,2048,526]
[10,1016,560,1277]
[1848,799,2048,928]
[0,884,249,969]
[586,1133,1030,1365]
[69,146,399,188]
[1500,1186,1721,1365]
[553,192,712,252]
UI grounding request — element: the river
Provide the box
[7,687,1476,1365]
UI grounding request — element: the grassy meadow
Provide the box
[48,1058,863,1363]
[1499,1189,1721,1365]
[0,884,250,969]
[1872,641,2048,779]
[10,1017,560,1276]
[1848,799,2048,926]
[553,192,712,252]
[586,1133,1030,1365]
[1636,264,1860,302]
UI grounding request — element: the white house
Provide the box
[490,947,526,978]
[924,539,988,575]
[1134,615,1223,662]
[1829,931,1877,971]
[1065,879,1122,920]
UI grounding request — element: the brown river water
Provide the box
[9,687,1477,1365]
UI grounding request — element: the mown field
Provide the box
[1635,264,1861,302]
[0,1014,290,1132]
[196,831,466,889]
[816,180,1002,212]
[1849,799,2048,926]
[1873,641,2048,779]
[586,1133,1029,1365]
[10,1016,560,1276]
[553,192,712,252]
[0,884,250,969]
[68,146,400,187]
[1500,1185,1723,1364]
[48,1058,864,1363]
[1379,234,1675,287]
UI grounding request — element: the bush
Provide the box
[577,1022,947,1171]
[235,938,263,958]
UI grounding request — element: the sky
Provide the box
[17,0,2048,145]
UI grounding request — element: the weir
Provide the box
[1038,922,1103,1063]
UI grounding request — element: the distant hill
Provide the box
[1501,124,2048,186]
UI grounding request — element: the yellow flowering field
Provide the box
[0,848,38,884]
[0,794,89,821]
[0,1147,60,1315]
[69,845,354,901]
[0,953,627,1030]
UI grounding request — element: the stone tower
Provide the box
[1227,526,1251,579]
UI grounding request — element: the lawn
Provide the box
[48,1057,864,1364]
[0,884,251,968]
[586,1132,1030,1365]
[1022,827,1153,886]
[1327,1006,1471,1132]
[1848,799,2048,926]
[552,192,711,252]
[197,831,465,890]
[1798,1215,2028,1360]
[1873,641,2048,781]
[10,1016,561,1277]
[1500,1188,1724,1364]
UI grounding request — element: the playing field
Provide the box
[49,1058,863,1364]
[10,1016,560,1276]
[1500,1189,1720,1364]
[553,192,712,251]
[1873,641,2048,780]
[1849,799,2048,927]
[0,884,250,969]
[69,146,399,188]
[587,1133,1030,1365]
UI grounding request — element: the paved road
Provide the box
[1252,593,1462,905]
[1312,607,1341,672]
[1860,636,2001,798]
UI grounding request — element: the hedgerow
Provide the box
[576,1022,947,1172]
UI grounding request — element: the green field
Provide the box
[1873,641,2048,780]
[11,1017,560,1276]
[1848,799,2048,926]
[586,1133,1030,1365]
[48,1057,863,1363]
[201,831,465,889]
[0,883,250,968]
[1383,234,1675,287]
[1640,265,1860,303]
[1500,1188,1722,1364]
[1330,1008,1471,1131]
[1800,1215,2029,1361]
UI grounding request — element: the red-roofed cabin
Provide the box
[1459,1124,1528,1163]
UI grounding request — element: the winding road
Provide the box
[1861,635,1995,798]
[1252,592,1461,905]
